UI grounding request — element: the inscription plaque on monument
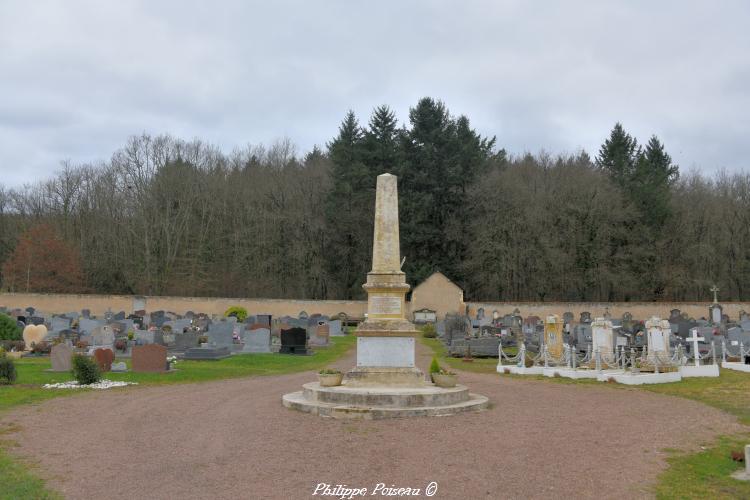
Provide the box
[369,296,402,315]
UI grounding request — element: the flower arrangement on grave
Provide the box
[224,306,248,323]
[198,335,208,345]
[166,355,178,370]
[318,368,343,387]
[31,341,51,355]
[75,340,88,350]
[127,331,135,341]
[114,340,127,352]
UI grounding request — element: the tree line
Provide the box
[1,97,748,302]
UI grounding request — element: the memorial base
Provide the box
[282,382,488,420]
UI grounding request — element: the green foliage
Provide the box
[420,323,437,338]
[429,356,441,374]
[0,354,17,385]
[655,435,750,499]
[318,368,342,375]
[224,306,248,322]
[71,355,101,385]
[397,98,495,286]
[0,314,21,341]
[595,122,640,188]
[0,449,61,500]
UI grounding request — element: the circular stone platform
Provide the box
[282,382,489,419]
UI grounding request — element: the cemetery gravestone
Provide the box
[241,328,271,353]
[591,318,615,355]
[208,322,234,348]
[50,343,73,372]
[94,348,114,372]
[309,324,330,346]
[174,332,200,351]
[280,327,308,355]
[645,317,671,364]
[132,344,168,373]
[543,315,564,359]
[78,318,102,335]
[91,325,115,347]
[328,319,343,336]
[22,324,48,350]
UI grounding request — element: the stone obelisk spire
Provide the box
[348,173,422,387]
[371,173,401,274]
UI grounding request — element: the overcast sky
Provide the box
[1,1,748,187]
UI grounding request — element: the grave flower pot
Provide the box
[432,373,457,388]
[318,373,343,387]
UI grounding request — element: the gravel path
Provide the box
[2,343,742,500]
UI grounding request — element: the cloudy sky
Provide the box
[1,1,748,186]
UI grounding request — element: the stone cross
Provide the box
[686,328,705,367]
[710,285,720,304]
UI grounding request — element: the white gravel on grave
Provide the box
[43,380,138,390]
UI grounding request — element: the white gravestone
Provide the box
[591,318,615,355]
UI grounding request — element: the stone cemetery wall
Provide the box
[2,292,748,323]
[0,293,368,319]
[466,301,750,322]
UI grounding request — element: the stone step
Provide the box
[282,390,489,420]
[301,382,471,408]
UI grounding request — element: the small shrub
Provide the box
[0,353,17,385]
[71,354,101,385]
[224,306,248,322]
[420,323,437,338]
[429,356,441,374]
[0,313,22,341]
[198,335,208,344]
[127,331,135,341]
[607,377,617,383]
[553,372,561,378]
[503,368,510,374]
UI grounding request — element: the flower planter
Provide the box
[319,373,343,387]
[431,373,457,388]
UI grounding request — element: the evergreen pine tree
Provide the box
[595,123,640,188]
[323,111,372,299]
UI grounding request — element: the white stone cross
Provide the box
[710,285,720,304]
[686,328,705,367]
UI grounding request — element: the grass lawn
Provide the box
[421,336,750,496]
[655,434,750,499]
[0,335,355,413]
[0,335,356,498]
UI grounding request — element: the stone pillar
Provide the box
[347,173,423,387]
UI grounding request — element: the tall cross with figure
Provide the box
[710,285,720,304]
[686,328,705,367]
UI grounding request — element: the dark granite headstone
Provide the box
[280,327,308,355]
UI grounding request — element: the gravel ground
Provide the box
[2,343,742,500]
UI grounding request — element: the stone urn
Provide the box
[318,372,343,387]
[432,373,457,388]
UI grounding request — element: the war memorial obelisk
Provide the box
[283,173,488,419]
